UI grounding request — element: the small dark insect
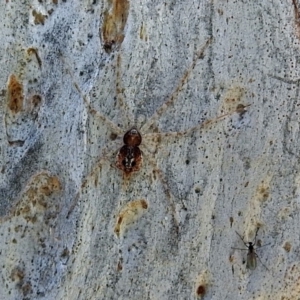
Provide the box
[232,228,270,270]
[116,127,143,174]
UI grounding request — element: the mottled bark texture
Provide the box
[0,1,300,299]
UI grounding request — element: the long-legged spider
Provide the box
[62,38,250,234]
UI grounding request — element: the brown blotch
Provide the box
[9,173,62,221]
[236,103,251,116]
[10,267,25,283]
[7,74,24,113]
[32,10,47,25]
[21,282,32,296]
[101,0,129,52]
[140,199,148,209]
[283,241,292,253]
[292,0,300,40]
[40,176,61,196]
[220,86,249,115]
[110,132,118,141]
[258,185,269,201]
[195,270,210,298]
[30,94,42,111]
[61,247,70,258]
[114,199,148,237]
[196,285,206,297]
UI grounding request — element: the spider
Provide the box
[62,38,249,233]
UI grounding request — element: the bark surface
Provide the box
[0,1,299,299]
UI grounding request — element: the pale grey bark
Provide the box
[0,0,300,299]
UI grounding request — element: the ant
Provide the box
[232,227,270,271]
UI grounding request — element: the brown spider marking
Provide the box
[116,127,143,175]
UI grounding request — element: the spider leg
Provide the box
[141,38,212,133]
[144,111,231,142]
[142,148,182,235]
[144,102,251,142]
[66,141,118,218]
[115,53,135,128]
[60,55,123,136]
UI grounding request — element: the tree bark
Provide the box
[0,0,299,299]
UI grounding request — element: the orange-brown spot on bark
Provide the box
[257,185,270,202]
[114,199,148,237]
[7,74,24,113]
[40,176,61,196]
[293,0,300,40]
[8,172,62,221]
[32,9,47,25]
[221,86,246,114]
[195,270,210,298]
[10,267,25,283]
[196,285,206,297]
[140,199,148,209]
[102,0,129,52]
[283,241,292,252]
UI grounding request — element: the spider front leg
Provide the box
[141,38,212,134]
[60,53,124,137]
[142,147,183,235]
[67,140,122,218]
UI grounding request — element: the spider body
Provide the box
[116,127,143,174]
